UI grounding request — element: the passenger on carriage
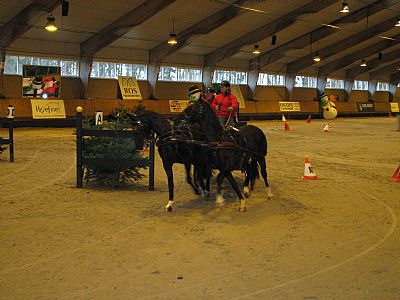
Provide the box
[188,85,202,103]
[205,86,216,106]
[212,80,238,127]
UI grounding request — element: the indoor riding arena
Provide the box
[1,1,400,299]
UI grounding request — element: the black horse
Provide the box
[129,110,212,212]
[182,99,273,211]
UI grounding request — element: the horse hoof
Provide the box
[166,206,173,212]
[244,191,250,198]
[238,206,247,212]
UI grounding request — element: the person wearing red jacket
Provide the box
[212,80,238,127]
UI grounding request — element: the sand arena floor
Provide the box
[0,117,399,299]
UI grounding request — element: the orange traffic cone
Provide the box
[282,114,287,122]
[390,163,400,182]
[306,115,311,123]
[303,155,318,180]
[323,124,330,132]
[284,121,290,131]
[388,112,392,118]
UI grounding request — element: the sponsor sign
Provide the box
[30,99,66,119]
[117,76,142,100]
[357,102,375,112]
[22,65,61,98]
[279,101,301,112]
[390,102,399,113]
[169,100,189,113]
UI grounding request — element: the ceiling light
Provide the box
[395,17,400,27]
[340,2,349,13]
[397,65,400,71]
[167,33,177,45]
[45,14,57,32]
[313,53,321,62]
[252,45,260,54]
[360,60,367,67]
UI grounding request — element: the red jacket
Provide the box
[212,93,238,117]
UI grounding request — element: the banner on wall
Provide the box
[22,65,61,98]
[357,102,375,112]
[279,101,301,112]
[30,99,66,119]
[117,76,142,100]
[230,85,245,108]
[390,102,399,112]
[169,100,189,113]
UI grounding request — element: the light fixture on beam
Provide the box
[167,19,177,46]
[252,44,261,54]
[340,2,349,13]
[45,14,58,32]
[360,60,367,67]
[313,53,321,62]
[395,17,400,27]
[397,65,400,71]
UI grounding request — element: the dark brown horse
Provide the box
[182,99,273,211]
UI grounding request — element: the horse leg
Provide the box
[185,163,200,195]
[242,165,251,198]
[225,171,246,212]
[163,162,175,212]
[215,170,226,207]
[258,158,273,199]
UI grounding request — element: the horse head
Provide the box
[182,99,210,122]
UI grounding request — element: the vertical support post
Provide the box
[8,118,14,162]
[148,133,155,191]
[76,107,83,188]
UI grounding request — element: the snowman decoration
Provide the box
[320,93,337,120]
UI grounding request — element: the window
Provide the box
[91,61,147,80]
[376,82,389,91]
[4,55,79,77]
[257,73,285,86]
[295,75,317,88]
[352,80,368,90]
[326,78,344,89]
[158,66,202,82]
[213,70,247,85]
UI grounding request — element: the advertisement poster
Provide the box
[357,102,375,112]
[169,100,189,113]
[118,76,142,100]
[230,85,245,108]
[30,99,66,119]
[390,102,399,113]
[279,101,301,112]
[22,65,61,98]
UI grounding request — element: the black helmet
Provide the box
[206,87,215,94]
[220,80,230,88]
[188,85,202,96]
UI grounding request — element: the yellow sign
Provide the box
[118,76,142,100]
[30,99,66,119]
[169,100,189,113]
[279,101,301,112]
[230,85,245,108]
[390,102,399,113]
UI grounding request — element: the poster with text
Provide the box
[22,65,61,98]
[118,76,142,100]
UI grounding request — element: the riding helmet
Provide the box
[220,80,230,88]
[188,85,202,96]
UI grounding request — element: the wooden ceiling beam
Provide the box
[80,0,176,58]
[346,48,400,79]
[251,0,400,69]
[288,16,399,73]
[370,60,400,79]
[205,0,337,67]
[0,0,61,50]
[149,0,253,62]
[319,34,400,76]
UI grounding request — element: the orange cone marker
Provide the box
[389,112,392,118]
[323,124,330,132]
[390,163,400,182]
[303,155,318,180]
[284,121,290,131]
[306,115,311,123]
[282,114,287,122]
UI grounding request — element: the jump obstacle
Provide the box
[76,108,155,190]
[0,106,15,162]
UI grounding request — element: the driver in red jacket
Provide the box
[212,80,238,127]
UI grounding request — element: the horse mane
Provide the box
[197,100,224,141]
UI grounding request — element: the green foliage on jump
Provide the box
[82,107,149,187]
